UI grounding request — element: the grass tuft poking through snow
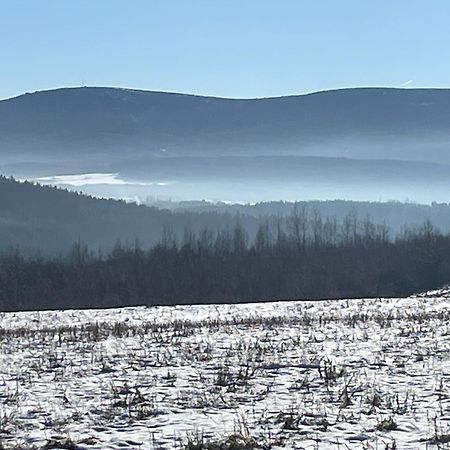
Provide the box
[1,289,450,448]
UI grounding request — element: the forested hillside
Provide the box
[0,176,259,254]
[159,198,450,234]
[3,175,450,254]
[3,87,450,162]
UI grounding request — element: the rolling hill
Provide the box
[1,86,450,162]
[0,176,261,254]
[3,175,450,255]
[2,86,450,204]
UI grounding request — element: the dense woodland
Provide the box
[0,210,448,311]
[2,176,450,311]
[4,175,450,254]
[0,176,260,254]
[151,198,450,234]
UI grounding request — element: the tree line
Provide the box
[0,175,260,254]
[0,210,448,311]
[4,175,450,256]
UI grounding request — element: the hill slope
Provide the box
[2,87,450,162]
[0,176,260,254]
[4,175,450,255]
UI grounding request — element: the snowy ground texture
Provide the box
[1,291,450,449]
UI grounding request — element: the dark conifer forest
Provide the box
[3,174,450,254]
[0,175,260,254]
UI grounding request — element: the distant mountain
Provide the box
[3,86,450,205]
[2,86,450,163]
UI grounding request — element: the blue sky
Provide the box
[1,0,449,99]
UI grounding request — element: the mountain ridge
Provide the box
[3,86,450,204]
[3,85,450,102]
[2,86,450,163]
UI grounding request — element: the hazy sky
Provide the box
[1,0,449,100]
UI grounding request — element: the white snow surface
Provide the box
[1,289,450,448]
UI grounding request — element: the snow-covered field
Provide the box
[1,291,450,449]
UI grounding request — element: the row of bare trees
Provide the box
[0,213,445,311]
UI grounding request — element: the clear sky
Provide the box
[1,0,449,100]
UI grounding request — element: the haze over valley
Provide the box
[3,86,450,204]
